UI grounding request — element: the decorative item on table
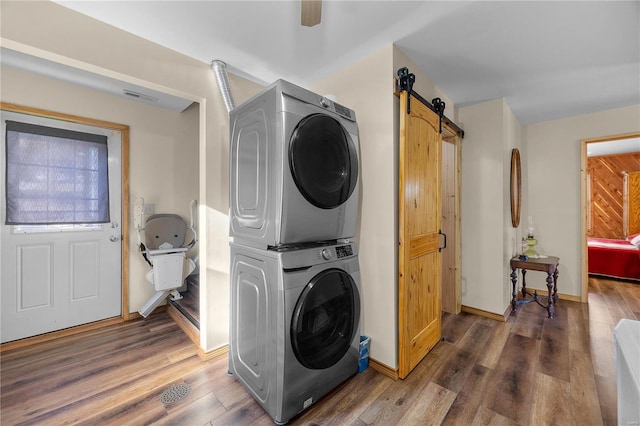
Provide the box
[520,238,529,260]
[524,216,539,257]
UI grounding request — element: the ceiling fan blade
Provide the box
[301,0,322,27]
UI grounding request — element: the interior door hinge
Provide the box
[397,67,415,114]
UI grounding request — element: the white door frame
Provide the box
[0,102,130,348]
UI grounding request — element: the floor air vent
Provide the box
[159,383,190,405]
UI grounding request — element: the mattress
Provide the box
[588,237,640,281]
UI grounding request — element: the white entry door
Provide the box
[1,110,122,343]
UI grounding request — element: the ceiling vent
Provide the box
[123,89,158,104]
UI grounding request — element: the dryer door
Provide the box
[289,114,358,209]
[290,268,360,369]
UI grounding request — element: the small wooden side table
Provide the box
[510,256,560,318]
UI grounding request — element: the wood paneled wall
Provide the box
[628,171,640,235]
[588,153,640,239]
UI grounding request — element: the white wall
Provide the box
[522,104,640,297]
[459,99,522,315]
[459,99,505,314]
[503,102,523,308]
[460,100,640,315]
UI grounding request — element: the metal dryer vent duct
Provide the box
[211,60,235,113]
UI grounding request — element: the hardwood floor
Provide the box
[1,276,637,425]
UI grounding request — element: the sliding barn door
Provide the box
[398,91,443,379]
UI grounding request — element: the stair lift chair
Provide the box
[136,199,198,318]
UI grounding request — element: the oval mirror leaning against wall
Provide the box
[511,148,522,227]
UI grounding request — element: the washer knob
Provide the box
[321,248,331,260]
[320,97,330,108]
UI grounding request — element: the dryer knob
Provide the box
[320,97,330,108]
[321,248,332,260]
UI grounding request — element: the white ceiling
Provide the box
[44,1,640,124]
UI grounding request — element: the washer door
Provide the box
[289,114,358,209]
[290,268,360,370]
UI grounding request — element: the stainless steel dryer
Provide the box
[229,79,359,249]
[229,241,361,424]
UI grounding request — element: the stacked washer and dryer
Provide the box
[228,80,361,424]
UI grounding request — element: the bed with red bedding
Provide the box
[588,235,640,281]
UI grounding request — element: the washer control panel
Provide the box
[321,248,332,260]
[316,244,354,262]
[281,243,358,270]
[335,245,354,259]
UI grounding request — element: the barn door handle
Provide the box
[438,229,447,252]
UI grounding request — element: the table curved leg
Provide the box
[553,269,559,302]
[511,268,518,311]
[546,273,555,318]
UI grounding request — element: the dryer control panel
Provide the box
[319,96,354,120]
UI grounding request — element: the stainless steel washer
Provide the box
[229,241,361,424]
[229,79,359,249]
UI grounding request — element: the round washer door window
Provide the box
[290,268,360,370]
[289,114,358,209]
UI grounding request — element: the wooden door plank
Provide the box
[398,90,443,379]
[409,233,439,258]
[406,254,441,372]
